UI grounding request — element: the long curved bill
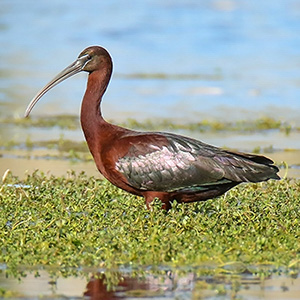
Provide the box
[24,54,90,117]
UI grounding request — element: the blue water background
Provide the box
[1,0,300,124]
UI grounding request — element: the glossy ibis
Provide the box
[25,46,280,210]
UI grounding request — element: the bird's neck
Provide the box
[80,69,112,144]
[81,68,111,117]
[80,65,131,167]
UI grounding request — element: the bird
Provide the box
[25,46,280,210]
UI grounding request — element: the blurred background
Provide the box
[1,0,300,177]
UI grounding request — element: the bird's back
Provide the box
[112,131,280,195]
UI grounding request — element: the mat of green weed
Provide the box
[0,171,299,274]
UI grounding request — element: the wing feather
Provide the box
[115,132,279,192]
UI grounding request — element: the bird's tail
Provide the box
[224,150,280,182]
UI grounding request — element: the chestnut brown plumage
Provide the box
[25,46,280,210]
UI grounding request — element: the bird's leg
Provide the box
[144,192,172,211]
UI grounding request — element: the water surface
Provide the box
[1,0,300,124]
[1,1,300,175]
[1,269,299,300]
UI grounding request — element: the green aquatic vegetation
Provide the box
[118,71,222,80]
[38,137,89,153]
[1,115,79,130]
[0,136,91,161]
[0,136,89,153]
[1,116,298,133]
[249,117,281,130]
[120,117,295,134]
[0,138,19,151]
[252,145,275,154]
[0,287,22,298]
[0,171,299,274]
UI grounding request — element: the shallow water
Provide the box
[1,0,300,176]
[1,125,300,179]
[1,0,300,178]
[0,269,299,300]
[1,141,300,180]
[1,0,300,123]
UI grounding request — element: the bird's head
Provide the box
[79,46,112,73]
[24,46,112,117]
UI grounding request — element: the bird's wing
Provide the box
[115,132,278,193]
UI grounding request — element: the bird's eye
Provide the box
[87,54,92,60]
